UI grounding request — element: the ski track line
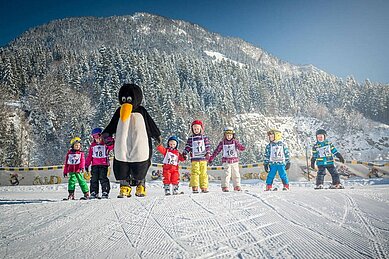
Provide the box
[1,202,82,258]
[13,202,98,259]
[187,194,278,258]
[344,193,388,259]
[189,194,238,254]
[133,197,190,257]
[133,197,159,248]
[287,197,364,237]
[110,201,142,259]
[243,190,374,258]
[45,202,104,258]
[189,194,216,215]
[286,193,380,256]
[196,222,278,259]
[83,202,123,257]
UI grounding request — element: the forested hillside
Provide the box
[0,13,388,166]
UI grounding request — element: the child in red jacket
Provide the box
[157,136,185,195]
[63,137,89,200]
[85,127,114,199]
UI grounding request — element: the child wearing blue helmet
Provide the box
[157,136,186,195]
[85,127,114,198]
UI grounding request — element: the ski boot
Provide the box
[201,188,209,193]
[314,184,324,190]
[234,186,242,192]
[90,192,98,199]
[164,184,171,196]
[135,183,146,197]
[192,186,199,193]
[329,183,344,189]
[265,184,273,191]
[101,192,109,199]
[64,191,75,200]
[117,186,132,198]
[282,184,290,191]
[80,192,90,200]
[222,187,229,192]
[172,185,183,195]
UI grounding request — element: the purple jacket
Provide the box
[209,138,245,164]
[183,134,211,161]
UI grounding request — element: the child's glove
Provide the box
[102,133,114,146]
[63,173,68,178]
[182,153,188,160]
[264,164,269,173]
[310,158,316,169]
[336,153,345,163]
[285,162,291,170]
[205,153,211,161]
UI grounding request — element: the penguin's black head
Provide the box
[118,83,143,109]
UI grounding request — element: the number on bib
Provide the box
[270,145,285,162]
[317,145,331,157]
[68,154,81,165]
[92,145,107,158]
[192,140,206,158]
[223,144,237,158]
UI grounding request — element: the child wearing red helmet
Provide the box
[182,120,211,193]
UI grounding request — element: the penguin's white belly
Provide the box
[115,113,149,162]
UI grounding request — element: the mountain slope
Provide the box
[0,13,388,166]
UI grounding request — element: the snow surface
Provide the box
[204,50,245,68]
[1,180,388,259]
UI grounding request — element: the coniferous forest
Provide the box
[0,13,388,166]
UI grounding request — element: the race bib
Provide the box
[163,151,179,166]
[270,145,285,162]
[317,145,332,157]
[192,139,206,158]
[223,144,237,158]
[92,145,107,158]
[67,154,81,165]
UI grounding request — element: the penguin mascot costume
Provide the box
[102,83,161,197]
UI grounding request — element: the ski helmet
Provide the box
[167,136,179,148]
[224,126,235,135]
[70,137,81,146]
[191,120,204,133]
[267,129,282,141]
[316,129,327,140]
[91,127,103,137]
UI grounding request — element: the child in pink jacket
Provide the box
[209,127,245,192]
[85,127,114,199]
[63,137,89,200]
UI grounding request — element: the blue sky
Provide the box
[1,0,388,83]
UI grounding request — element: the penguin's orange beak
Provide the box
[120,103,133,122]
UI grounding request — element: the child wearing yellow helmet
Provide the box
[63,137,90,200]
[263,129,291,191]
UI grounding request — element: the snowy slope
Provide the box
[0,181,388,259]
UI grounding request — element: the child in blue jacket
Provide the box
[311,129,345,189]
[263,129,290,191]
